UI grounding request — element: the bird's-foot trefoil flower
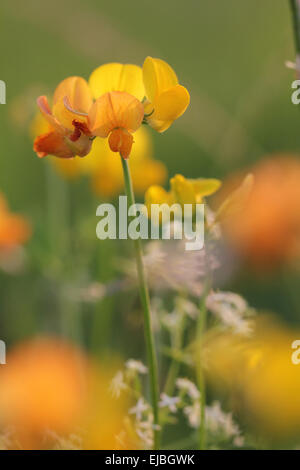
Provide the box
[145,174,221,216]
[88,91,144,159]
[34,77,94,159]
[142,57,190,132]
[34,57,190,160]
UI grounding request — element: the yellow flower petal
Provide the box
[131,159,167,195]
[91,157,123,198]
[217,173,254,220]
[53,98,88,131]
[108,128,133,159]
[129,126,153,162]
[191,178,222,201]
[145,184,175,219]
[145,184,174,205]
[153,85,190,122]
[170,174,196,205]
[88,91,144,137]
[143,101,172,133]
[30,112,50,140]
[89,63,145,101]
[36,96,64,133]
[53,76,93,113]
[143,57,178,102]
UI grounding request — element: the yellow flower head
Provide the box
[145,174,221,215]
[142,57,190,132]
[34,58,190,160]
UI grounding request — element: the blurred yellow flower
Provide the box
[145,174,221,215]
[90,129,167,198]
[0,338,133,450]
[202,317,300,442]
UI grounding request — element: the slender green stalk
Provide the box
[121,157,160,450]
[290,0,300,53]
[196,282,210,451]
[163,300,187,396]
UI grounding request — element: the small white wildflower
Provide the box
[138,413,161,432]
[129,398,149,421]
[176,378,200,400]
[159,393,180,413]
[184,402,200,428]
[133,240,220,296]
[110,371,127,398]
[205,401,241,439]
[206,291,253,335]
[136,428,153,449]
[134,411,158,449]
[125,359,148,375]
[206,206,222,240]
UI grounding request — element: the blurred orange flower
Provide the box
[0,193,31,251]
[218,156,300,268]
[0,338,132,450]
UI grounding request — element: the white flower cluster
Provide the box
[205,401,244,447]
[110,359,148,399]
[176,378,244,448]
[176,378,201,429]
[129,398,160,449]
[206,290,254,335]
[125,359,148,375]
[159,393,180,413]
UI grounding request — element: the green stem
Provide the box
[163,300,187,396]
[121,157,160,450]
[290,0,300,54]
[196,282,210,451]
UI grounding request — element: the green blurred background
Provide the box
[0,0,299,348]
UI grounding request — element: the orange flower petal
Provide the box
[53,76,93,114]
[34,131,75,159]
[88,91,144,137]
[53,98,88,131]
[108,128,133,159]
[37,96,63,133]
